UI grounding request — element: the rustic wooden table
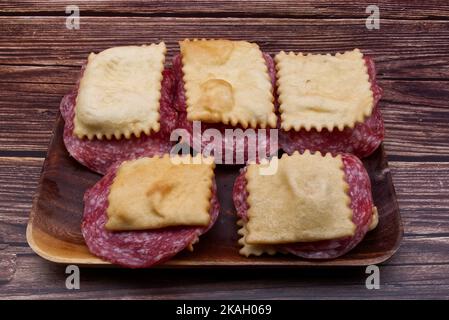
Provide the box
[1,1,449,299]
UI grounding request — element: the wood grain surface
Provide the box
[1,0,449,299]
[1,1,449,19]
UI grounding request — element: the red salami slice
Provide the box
[279,56,384,158]
[82,164,219,268]
[61,68,177,175]
[233,167,250,221]
[232,153,374,259]
[173,53,279,163]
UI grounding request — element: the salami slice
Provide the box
[82,164,219,268]
[279,56,384,158]
[173,53,279,164]
[233,167,250,221]
[232,153,374,259]
[61,68,178,175]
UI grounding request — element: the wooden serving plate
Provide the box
[27,115,403,267]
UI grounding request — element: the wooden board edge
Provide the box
[26,217,403,268]
[26,221,109,265]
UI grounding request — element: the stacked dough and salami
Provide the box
[58,40,384,267]
[276,49,384,158]
[82,155,219,268]
[233,151,378,259]
[173,39,279,163]
[60,43,177,174]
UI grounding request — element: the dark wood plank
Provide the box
[1,1,449,20]
[1,65,78,84]
[1,78,448,159]
[0,82,68,154]
[0,157,42,223]
[382,80,449,159]
[390,162,449,236]
[0,254,16,283]
[0,17,448,80]
[1,255,449,299]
